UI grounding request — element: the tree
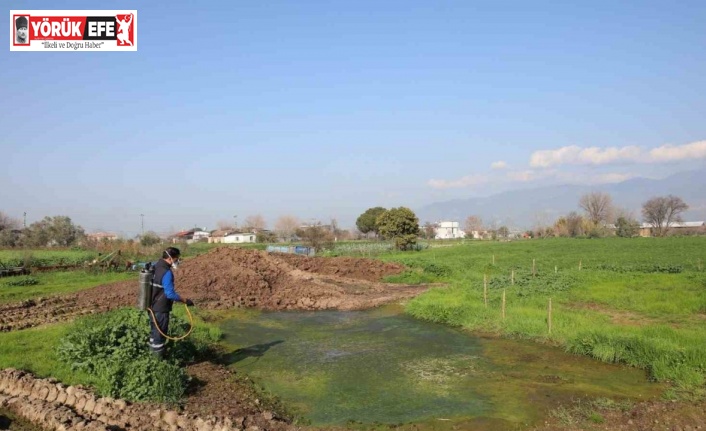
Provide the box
[376,207,420,250]
[0,212,21,247]
[464,215,483,238]
[579,192,614,226]
[615,217,640,238]
[642,195,689,237]
[355,207,387,237]
[497,226,510,239]
[216,220,236,231]
[422,222,436,240]
[140,231,162,247]
[274,215,300,241]
[0,211,20,231]
[23,216,85,247]
[243,214,266,232]
[554,212,586,238]
[256,231,278,243]
[295,223,334,251]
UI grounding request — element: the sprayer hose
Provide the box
[147,303,194,341]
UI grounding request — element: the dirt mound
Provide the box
[174,247,415,310]
[271,253,405,281]
[0,248,422,332]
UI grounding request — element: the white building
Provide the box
[434,221,466,239]
[223,232,257,244]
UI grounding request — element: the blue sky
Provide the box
[2,0,705,235]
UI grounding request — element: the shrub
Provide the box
[57,308,214,403]
[3,276,40,287]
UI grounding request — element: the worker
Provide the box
[148,247,193,358]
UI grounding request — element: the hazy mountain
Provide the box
[416,169,706,230]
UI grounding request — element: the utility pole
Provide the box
[140,214,144,235]
[233,215,238,229]
[23,212,26,229]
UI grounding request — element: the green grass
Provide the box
[371,237,706,389]
[0,249,97,267]
[0,271,133,304]
[0,323,97,387]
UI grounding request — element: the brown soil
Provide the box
[531,398,706,431]
[0,248,418,332]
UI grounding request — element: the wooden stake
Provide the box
[579,260,582,271]
[492,254,495,265]
[532,259,536,277]
[483,274,488,308]
[502,289,506,320]
[548,298,553,335]
[555,265,557,274]
[511,270,514,285]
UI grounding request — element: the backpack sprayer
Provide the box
[137,263,194,341]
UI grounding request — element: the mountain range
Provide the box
[416,169,706,230]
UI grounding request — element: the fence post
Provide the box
[511,270,514,285]
[555,265,557,274]
[532,259,536,277]
[492,254,495,265]
[579,260,582,271]
[502,289,506,320]
[483,274,488,308]
[548,298,553,335]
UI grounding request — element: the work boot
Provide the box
[151,348,165,360]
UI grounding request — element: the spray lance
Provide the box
[137,257,194,341]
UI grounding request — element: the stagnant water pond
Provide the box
[221,305,662,430]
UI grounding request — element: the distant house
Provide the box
[171,228,208,244]
[192,230,210,242]
[223,232,257,244]
[208,230,230,244]
[434,221,466,239]
[87,232,118,241]
[639,221,705,237]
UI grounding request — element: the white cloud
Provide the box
[647,140,706,162]
[491,161,508,170]
[529,140,706,168]
[529,145,642,168]
[427,174,488,189]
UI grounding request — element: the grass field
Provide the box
[373,237,706,392]
[0,249,98,267]
[0,271,133,304]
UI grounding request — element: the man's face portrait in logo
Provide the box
[15,16,29,44]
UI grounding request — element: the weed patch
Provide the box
[57,308,219,404]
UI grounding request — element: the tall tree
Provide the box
[422,221,436,240]
[356,207,387,237]
[642,195,689,237]
[274,215,300,241]
[23,216,85,247]
[463,215,483,237]
[376,207,420,250]
[216,220,236,231]
[579,192,614,225]
[243,214,266,232]
[0,211,20,231]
